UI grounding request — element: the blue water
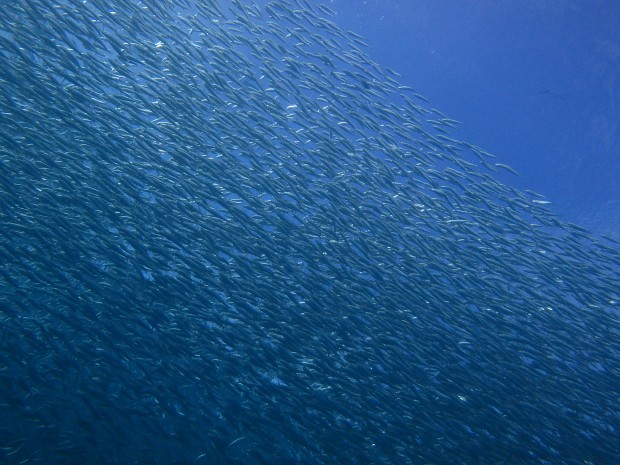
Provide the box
[332,0,620,240]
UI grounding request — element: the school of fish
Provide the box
[0,0,619,464]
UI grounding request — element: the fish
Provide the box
[0,0,619,464]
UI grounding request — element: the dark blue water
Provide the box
[332,0,620,240]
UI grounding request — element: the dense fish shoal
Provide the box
[0,0,619,464]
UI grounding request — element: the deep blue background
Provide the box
[329,0,620,239]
